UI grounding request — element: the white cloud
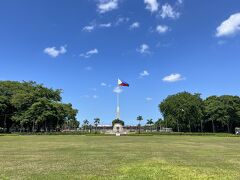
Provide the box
[130,22,140,29]
[156,25,169,34]
[160,3,180,19]
[82,25,95,32]
[100,82,111,87]
[80,49,98,58]
[140,70,150,78]
[137,44,150,54]
[144,0,159,13]
[146,97,153,101]
[44,46,67,58]
[101,82,107,86]
[162,73,184,82]
[115,17,130,26]
[93,95,99,99]
[113,86,122,94]
[83,22,111,32]
[177,0,183,5]
[85,66,93,71]
[99,23,112,28]
[97,0,118,14]
[216,13,240,37]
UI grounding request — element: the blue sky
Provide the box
[0,0,240,125]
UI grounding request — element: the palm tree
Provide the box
[146,119,154,132]
[94,118,100,133]
[83,119,89,132]
[137,116,143,134]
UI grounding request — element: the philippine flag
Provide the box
[118,79,129,87]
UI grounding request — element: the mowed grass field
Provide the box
[0,135,240,180]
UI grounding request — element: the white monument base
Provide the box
[104,123,129,135]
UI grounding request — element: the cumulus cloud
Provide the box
[146,97,153,101]
[83,22,111,32]
[130,22,140,29]
[144,0,159,13]
[162,73,184,82]
[101,82,107,86]
[99,23,112,28]
[82,25,95,32]
[160,3,180,19]
[216,12,240,37]
[113,86,122,94]
[137,44,150,54]
[115,17,130,26]
[139,70,150,78]
[156,25,169,34]
[97,0,118,14]
[43,46,67,58]
[80,49,98,58]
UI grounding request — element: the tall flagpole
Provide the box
[116,92,120,119]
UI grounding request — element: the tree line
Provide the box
[159,92,240,133]
[1,81,239,134]
[0,81,79,132]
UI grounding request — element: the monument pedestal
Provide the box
[113,123,124,134]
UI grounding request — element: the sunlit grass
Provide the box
[0,135,240,179]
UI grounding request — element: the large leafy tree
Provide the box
[0,81,77,132]
[155,118,164,131]
[204,95,240,133]
[159,92,204,132]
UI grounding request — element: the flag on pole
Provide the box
[118,79,129,87]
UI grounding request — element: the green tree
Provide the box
[159,92,204,132]
[83,119,89,131]
[204,95,240,133]
[0,81,77,132]
[155,118,163,131]
[146,119,154,132]
[94,118,100,133]
[67,119,79,130]
[137,116,143,134]
[112,119,124,126]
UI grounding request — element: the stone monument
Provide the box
[112,119,127,135]
[113,123,124,134]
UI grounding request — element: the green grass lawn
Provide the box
[0,135,240,180]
